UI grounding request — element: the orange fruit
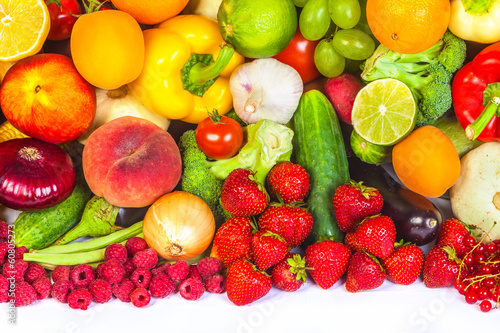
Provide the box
[366,0,450,54]
[70,10,145,90]
[110,0,189,25]
[392,126,460,198]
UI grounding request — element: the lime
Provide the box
[351,78,416,146]
[217,0,298,58]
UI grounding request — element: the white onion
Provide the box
[229,58,304,124]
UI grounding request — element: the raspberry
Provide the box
[187,264,202,282]
[197,257,222,279]
[0,242,8,265]
[167,260,189,282]
[70,264,95,288]
[0,290,7,303]
[112,278,135,303]
[125,237,148,257]
[178,278,205,301]
[51,265,71,282]
[97,259,125,284]
[123,257,136,277]
[15,246,28,259]
[151,262,171,276]
[24,263,46,284]
[149,273,175,299]
[13,281,38,307]
[51,280,74,303]
[132,248,158,269]
[3,259,28,282]
[32,276,52,300]
[0,220,9,240]
[88,279,112,304]
[104,243,128,264]
[0,274,8,291]
[67,288,93,310]
[204,274,226,294]
[130,287,151,308]
[130,267,152,289]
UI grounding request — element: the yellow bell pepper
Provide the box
[128,15,245,124]
[449,0,500,44]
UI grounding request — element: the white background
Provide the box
[1,197,499,333]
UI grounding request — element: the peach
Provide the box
[82,116,181,208]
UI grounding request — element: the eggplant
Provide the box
[348,156,443,246]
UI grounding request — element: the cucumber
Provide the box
[14,173,93,250]
[350,129,393,165]
[433,111,483,158]
[293,89,350,244]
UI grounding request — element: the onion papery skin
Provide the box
[143,191,216,261]
[0,138,76,211]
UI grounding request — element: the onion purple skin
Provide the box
[0,138,76,211]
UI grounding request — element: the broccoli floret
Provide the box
[178,130,228,226]
[208,119,294,185]
[360,31,467,127]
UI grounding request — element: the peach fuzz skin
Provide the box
[82,116,182,208]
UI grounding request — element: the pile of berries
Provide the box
[423,218,500,312]
[214,162,313,305]
[1,219,225,310]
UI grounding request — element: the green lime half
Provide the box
[351,78,416,146]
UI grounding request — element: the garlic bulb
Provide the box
[229,58,304,124]
[78,85,170,144]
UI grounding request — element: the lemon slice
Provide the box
[352,78,416,146]
[0,0,50,61]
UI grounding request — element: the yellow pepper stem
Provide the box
[188,44,235,86]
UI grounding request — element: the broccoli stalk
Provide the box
[360,31,467,126]
[209,119,294,185]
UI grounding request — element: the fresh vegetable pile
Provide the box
[2,0,500,315]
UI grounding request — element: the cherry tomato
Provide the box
[195,111,244,160]
[44,0,82,41]
[273,28,322,83]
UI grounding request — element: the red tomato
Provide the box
[44,0,82,41]
[195,113,244,160]
[273,28,322,83]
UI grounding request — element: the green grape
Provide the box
[299,0,331,41]
[328,0,361,29]
[332,29,375,60]
[314,38,345,78]
[293,0,310,7]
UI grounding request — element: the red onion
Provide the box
[0,138,76,211]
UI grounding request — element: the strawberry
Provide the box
[220,168,269,217]
[226,259,272,306]
[266,161,310,204]
[332,180,384,233]
[257,204,313,249]
[304,240,351,289]
[251,230,288,271]
[210,216,254,268]
[270,253,307,292]
[344,232,363,252]
[381,242,424,285]
[345,251,386,293]
[435,218,471,258]
[355,215,397,259]
[423,245,461,288]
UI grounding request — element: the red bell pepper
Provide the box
[452,42,500,142]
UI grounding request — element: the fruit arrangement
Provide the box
[2,0,500,322]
